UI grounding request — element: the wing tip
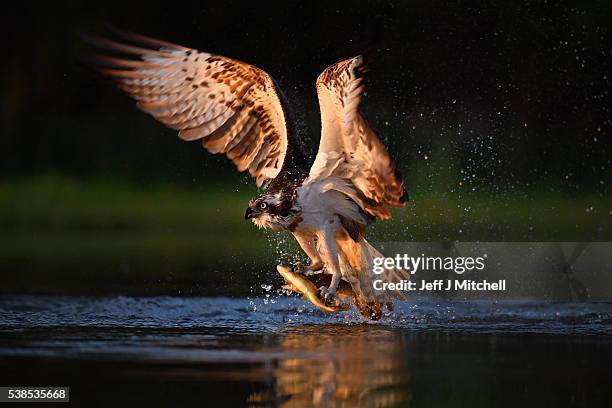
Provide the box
[105,25,188,51]
[399,188,410,204]
[392,168,410,205]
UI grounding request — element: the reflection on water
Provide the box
[248,325,410,407]
[0,296,611,407]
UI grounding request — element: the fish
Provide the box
[276,265,352,312]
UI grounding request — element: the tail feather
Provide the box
[360,239,410,301]
[336,235,410,318]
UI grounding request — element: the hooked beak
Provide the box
[245,207,255,220]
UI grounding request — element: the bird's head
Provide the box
[245,193,288,231]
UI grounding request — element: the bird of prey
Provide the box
[90,29,410,319]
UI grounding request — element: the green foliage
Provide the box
[0,174,610,295]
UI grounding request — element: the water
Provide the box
[1,296,611,407]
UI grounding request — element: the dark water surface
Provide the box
[0,296,611,407]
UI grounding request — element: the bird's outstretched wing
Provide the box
[308,56,408,219]
[88,30,303,187]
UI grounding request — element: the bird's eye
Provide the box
[259,202,268,210]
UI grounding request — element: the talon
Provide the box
[303,268,318,277]
[318,286,340,307]
[295,261,324,276]
[310,262,324,272]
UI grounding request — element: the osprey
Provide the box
[91,30,410,318]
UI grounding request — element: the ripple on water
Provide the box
[0,295,611,335]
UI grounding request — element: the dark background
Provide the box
[2,0,610,189]
[0,0,610,296]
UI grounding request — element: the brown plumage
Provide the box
[309,56,408,220]
[88,29,306,187]
[88,30,410,319]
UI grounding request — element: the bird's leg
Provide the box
[293,233,324,275]
[316,227,342,306]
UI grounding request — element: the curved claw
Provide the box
[318,286,341,307]
[294,261,324,276]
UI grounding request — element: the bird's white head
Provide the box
[244,193,295,231]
